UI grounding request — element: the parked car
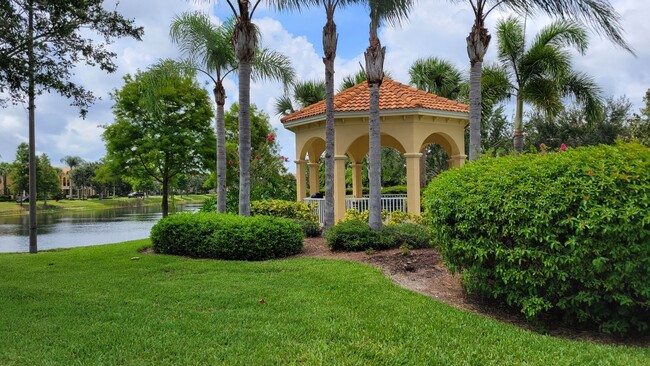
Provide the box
[127,192,145,198]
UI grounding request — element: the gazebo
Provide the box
[281,78,469,223]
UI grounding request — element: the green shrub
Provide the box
[381,223,432,249]
[423,143,650,334]
[381,185,407,195]
[325,220,430,251]
[151,212,304,260]
[199,196,217,212]
[295,219,322,237]
[251,199,317,222]
[325,220,381,251]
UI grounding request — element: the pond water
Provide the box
[0,203,202,253]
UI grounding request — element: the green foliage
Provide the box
[151,212,303,260]
[200,196,217,212]
[423,143,650,333]
[251,199,317,222]
[0,0,143,114]
[294,219,322,238]
[9,143,29,195]
[224,104,295,203]
[103,59,215,215]
[381,185,407,195]
[325,219,431,251]
[325,220,380,251]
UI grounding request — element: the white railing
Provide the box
[304,195,407,224]
[347,195,407,213]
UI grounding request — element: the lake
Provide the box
[0,203,202,253]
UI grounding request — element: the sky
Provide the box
[1,0,648,173]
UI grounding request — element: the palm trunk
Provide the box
[323,3,337,229]
[27,0,37,253]
[233,11,256,217]
[162,176,169,218]
[513,95,525,154]
[214,82,227,213]
[467,18,491,161]
[419,148,426,187]
[365,26,385,231]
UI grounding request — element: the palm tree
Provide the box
[60,155,84,199]
[456,0,633,161]
[274,0,363,229]
[496,16,601,153]
[409,57,462,99]
[275,79,326,116]
[170,12,294,214]
[364,0,413,231]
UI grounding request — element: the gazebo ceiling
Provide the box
[281,78,469,124]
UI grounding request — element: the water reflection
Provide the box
[0,203,202,253]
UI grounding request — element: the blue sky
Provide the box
[1,0,648,174]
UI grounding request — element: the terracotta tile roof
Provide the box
[281,78,469,123]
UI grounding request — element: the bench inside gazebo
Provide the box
[281,78,469,224]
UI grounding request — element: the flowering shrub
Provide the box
[423,143,650,334]
[151,212,303,260]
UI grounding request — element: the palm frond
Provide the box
[251,48,296,89]
[274,95,295,116]
[529,19,589,55]
[408,57,462,99]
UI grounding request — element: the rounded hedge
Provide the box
[423,143,650,333]
[151,212,304,260]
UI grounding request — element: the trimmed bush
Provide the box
[251,199,317,222]
[151,212,304,261]
[381,223,432,249]
[423,143,650,333]
[295,219,322,237]
[324,220,380,251]
[325,220,431,251]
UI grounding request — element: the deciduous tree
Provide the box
[103,60,215,217]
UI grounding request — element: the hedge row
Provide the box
[151,212,304,261]
[423,143,650,334]
[325,220,432,251]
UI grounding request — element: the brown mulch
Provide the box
[295,237,650,347]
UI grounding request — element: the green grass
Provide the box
[0,194,210,216]
[0,241,647,365]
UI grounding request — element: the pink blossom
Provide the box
[266,133,275,142]
[560,143,567,151]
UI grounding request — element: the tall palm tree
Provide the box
[275,79,326,116]
[364,0,413,231]
[170,12,294,214]
[0,162,10,196]
[60,155,84,199]
[274,0,361,229]
[496,16,601,153]
[409,57,462,99]
[454,0,633,161]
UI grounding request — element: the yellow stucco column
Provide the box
[351,163,363,198]
[334,155,347,223]
[448,154,467,168]
[308,162,320,196]
[295,160,307,201]
[404,153,423,215]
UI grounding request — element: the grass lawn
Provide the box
[0,194,210,216]
[0,240,647,365]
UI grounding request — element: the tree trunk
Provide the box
[323,3,337,229]
[162,176,169,218]
[365,30,385,231]
[466,19,491,161]
[27,0,37,253]
[233,11,256,217]
[513,95,525,154]
[214,82,227,213]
